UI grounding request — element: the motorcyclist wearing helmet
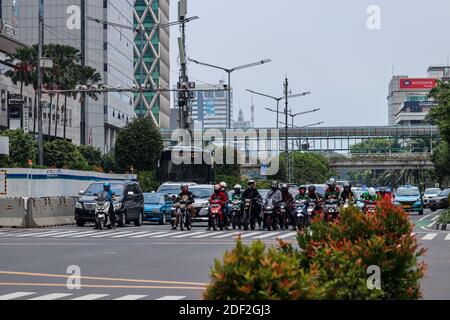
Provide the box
[263,181,283,229]
[295,186,308,201]
[102,182,116,229]
[361,187,378,202]
[220,182,230,230]
[172,184,195,230]
[241,180,263,229]
[339,182,356,204]
[207,184,228,231]
[324,178,341,201]
[230,184,242,202]
[307,185,322,202]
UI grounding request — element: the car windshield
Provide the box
[396,188,420,197]
[425,188,441,194]
[144,194,165,204]
[85,183,123,196]
[438,189,450,197]
[157,185,181,195]
[190,188,213,198]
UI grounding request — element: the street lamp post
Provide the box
[189,58,272,129]
[279,120,324,150]
[288,108,320,149]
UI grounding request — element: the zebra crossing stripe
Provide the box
[14,230,61,238]
[238,232,263,238]
[212,232,240,239]
[129,231,167,238]
[71,294,110,300]
[156,296,186,300]
[150,232,176,238]
[276,232,298,239]
[192,232,220,239]
[171,232,208,238]
[29,293,73,300]
[422,233,438,240]
[114,295,148,300]
[90,231,128,238]
[52,231,88,238]
[254,232,282,239]
[445,234,450,241]
[0,292,36,300]
[69,231,102,238]
[32,231,80,238]
[110,231,147,238]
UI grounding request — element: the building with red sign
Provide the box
[388,66,450,126]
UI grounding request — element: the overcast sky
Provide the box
[170,0,450,128]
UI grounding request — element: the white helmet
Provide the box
[234,184,242,190]
[368,187,376,197]
[220,182,227,189]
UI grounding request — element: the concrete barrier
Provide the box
[0,198,26,228]
[27,197,77,228]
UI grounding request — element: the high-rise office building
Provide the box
[134,0,170,128]
[387,66,450,126]
[14,0,135,153]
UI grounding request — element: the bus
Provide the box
[156,146,215,185]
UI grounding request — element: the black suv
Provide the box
[75,181,145,227]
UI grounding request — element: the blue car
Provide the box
[394,186,424,215]
[143,193,174,224]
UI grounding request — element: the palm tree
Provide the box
[5,47,36,95]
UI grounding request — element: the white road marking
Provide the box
[129,231,167,238]
[14,230,62,238]
[0,292,36,300]
[254,232,282,239]
[238,232,263,238]
[192,232,220,239]
[71,294,110,300]
[110,231,146,238]
[212,232,240,239]
[427,222,436,228]
[422,233,438,240]
[90,231,129,238]
[276,232,298,239]
[156,295,186,300]
[432,215,440,221]
[171,232,208,238]
[32,231,80,238]
[150,232,177,238]
[114,295,148,300]
[51,231,87,238]
[445,234,450,241]
[29,293,73,300]
[69,231,102,238]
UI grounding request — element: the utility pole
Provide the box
[37,0,44,165]
[80,0,86,145]
[284,77,289,182]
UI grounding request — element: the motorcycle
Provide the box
[176,201,192,231]
[209,199,224,231]
[279,202,291,230]
[241,198,252,231]
[94,191,113,230]
[323,198,340,222]
[364,200,377,214]
[230,200,242,230]
[294,200,307,230]
[264,198,276,231]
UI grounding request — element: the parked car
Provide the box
[422,188,442,208]
[393,185,424,215]
[75,181,145,227]
[428,188,450,211]
[143,193,173,225]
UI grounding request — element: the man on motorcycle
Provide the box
[264,181,283,230]
[230,184,242,202]
[102,182,116,229]
[339,182,356,205]
[241,180,263,230]
[295,186,308,201]
[280,183,294,230]
[361,187,378,202]
[207,184,228,231]
[220,182,230,230]
[172,183,195,231]
[306,184,322,218]
[324,178,341,201]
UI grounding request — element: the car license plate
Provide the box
[403,205,412,209]
[152,209,159,213]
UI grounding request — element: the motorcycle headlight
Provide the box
[75,202,83,209]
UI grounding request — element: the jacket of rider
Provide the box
[324,187,341,200]
[242,188,262,201]
[266,189,282,204]
[177,191,194,204]
[209,191,227,206]
[230,192,242,202]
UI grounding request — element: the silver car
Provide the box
[423,188,442,207]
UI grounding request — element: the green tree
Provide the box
[5,47,36,95]
[44,140,89,171]
[0,129,37,167]
[138,170,160,192]
[350,138,400,154]
[432,141,450,186]
[114,118,164,173]
[78,145,103,168]
[102,151,116,173]
[428,80,450,145]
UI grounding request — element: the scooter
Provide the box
[176,201,191,231]
[364,200,377,214]
[264,198,276,231]
[323,198,340,222]
[241,199,252,231]
[294,200,307,230]
[230,200,242,230]
[95,191,113,230]
[209,199,224,231]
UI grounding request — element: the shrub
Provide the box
[437,210,450,225]
[78,145,103,168]
[204,200,426,300]
[138,170,159,192]
[44,139,89,171]
[0,129,37,167]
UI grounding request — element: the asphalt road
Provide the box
[0,209,448,300]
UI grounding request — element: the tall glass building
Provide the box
[134,0,170,128]
[14,0,135,153]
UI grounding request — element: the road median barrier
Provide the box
[0,198,26,228]
[27,197,77,228]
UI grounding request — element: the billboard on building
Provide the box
[400,78,437,89]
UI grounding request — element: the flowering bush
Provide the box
[204,200,426,300]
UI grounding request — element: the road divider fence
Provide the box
[0,197,77,228]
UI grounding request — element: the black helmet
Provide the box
[308,185,316,193]
[343,181,351,190]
